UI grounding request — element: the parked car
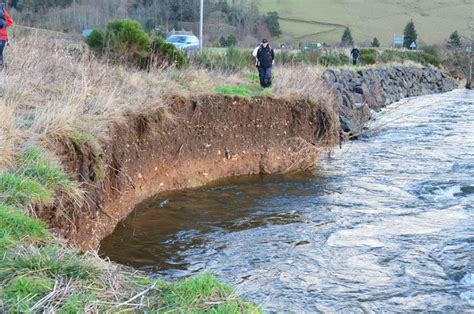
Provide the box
[166,35,200,52]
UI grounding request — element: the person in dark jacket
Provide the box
[0,3,13,68]
[253,38,275,88]
[350,47,360,66]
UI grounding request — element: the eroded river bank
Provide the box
[101,90,473,312]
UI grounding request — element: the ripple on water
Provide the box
[327,208,468,248]
[410,180,466,203]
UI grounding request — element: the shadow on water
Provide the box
[100,90,474,312]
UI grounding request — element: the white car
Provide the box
[166,35,200,52]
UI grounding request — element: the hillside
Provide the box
[261,0,473,46]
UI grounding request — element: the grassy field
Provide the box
[261,0,473,46]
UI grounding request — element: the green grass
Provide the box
[159,273,260,313]
[4,276,55,311]
[216,84,274,100]
[246,72,260,85]
[260,0,471,46]
[58,293,95,313]
[0,172,53,206]
[381,49,442,67]
[0,206,49,241]
[1,244,99,282]
[160,273,232,308]
[0,146,81,207]
[191,47,253,72]
[21,147,78,193]
[216,86,253,99]
[68,131,93,148]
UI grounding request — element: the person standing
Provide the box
[350,47,360,66]
[0,3,13,68]
[252,38,275,88]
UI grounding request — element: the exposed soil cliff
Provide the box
[39,95,338,250]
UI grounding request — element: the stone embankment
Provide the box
[323,67,459,133]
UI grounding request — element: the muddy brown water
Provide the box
[100,89,473,312]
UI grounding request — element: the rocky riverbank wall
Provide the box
[323,66,459,134]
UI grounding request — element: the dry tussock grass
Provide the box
[273,65,326,99]
[282,137,326,173]
[273,65,340,144]
[0,35,150,159]
[0,30,243,166]
[0,105,20,170]
[0,29,342,177]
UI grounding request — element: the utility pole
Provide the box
[200,0,204,51]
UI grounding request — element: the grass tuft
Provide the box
[159,273,260,313]
[68,131,93,148]
[0,206,49,241]
[3,276,54,311]
[21,147,77,193]
[0,230,14,252]
[0,172,53,206]
[216,86,253,99]
[0,244,99,282]
[161,273,232,308]
[58,293,95,313]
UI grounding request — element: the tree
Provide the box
[86,19,186,68]
[447,31,462,48]
[219,34,238,47]
[12,0,73,12]
[371,37,380,48]
[341,28,354,47]
[403,20,417,49]
[263,11,281,36]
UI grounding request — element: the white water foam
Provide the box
[460,272,474,306]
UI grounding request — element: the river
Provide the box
[100,89,473,312]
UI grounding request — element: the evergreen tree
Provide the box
[403,20,417,49]
[263,11,282,36]
[219,34,238,47]
[371,37,380,48]
[447,31,462,48]
[341,28,354,47]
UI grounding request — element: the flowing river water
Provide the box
[100,89,474,312]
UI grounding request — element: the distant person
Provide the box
[0,3,13,68]
[350,47,360,66]
[252,38,275,88]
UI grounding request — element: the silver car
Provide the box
[166,35,200,52]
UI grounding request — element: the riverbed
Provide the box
[101,89,473,312]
